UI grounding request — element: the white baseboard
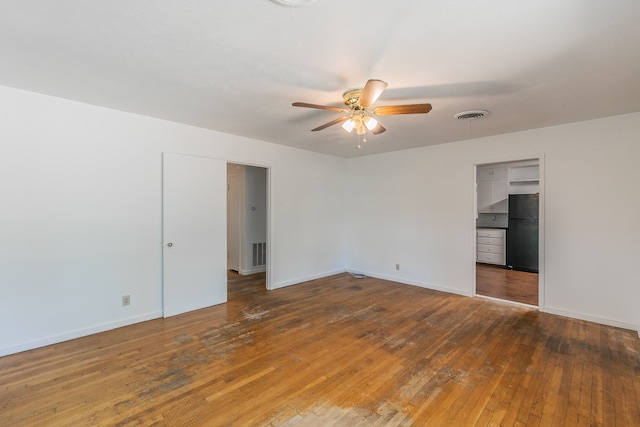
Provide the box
[349,270,472,298]
[272,268,347,290]
[239,266,266,275]
[0,311,162,357]
[357,272,640,332]
[5,284,635,359]
[542,306,639,332]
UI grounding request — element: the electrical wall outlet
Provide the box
[122,295,130,306]
[396,264,400,271]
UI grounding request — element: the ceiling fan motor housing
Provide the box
[343,89,363,106]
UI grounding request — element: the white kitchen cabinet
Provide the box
[478,166,506,181]
[509,165,539,183]
[476,228,506,266]
[477,166,508,213]
[508,164,540,195]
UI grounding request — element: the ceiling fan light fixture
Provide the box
[342,119,355,133]
[364,115,378,130]
[342,114,377,135]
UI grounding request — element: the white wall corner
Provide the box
[272,268,348,290]
[354,270,473,298]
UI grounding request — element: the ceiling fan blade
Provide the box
[357,79,388,108]
[292,102,348,112]
[311,117,349,131]
[373,103,432,115]
[370,122,386,135]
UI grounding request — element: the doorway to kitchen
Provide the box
[474,157,544,307]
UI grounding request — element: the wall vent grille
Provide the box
[252,242,266,267]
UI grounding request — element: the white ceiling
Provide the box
[1,1,639,158]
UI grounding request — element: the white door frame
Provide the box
[472,154,545,311]
[227,172,241,272]
[224,159,272,291]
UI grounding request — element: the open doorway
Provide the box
[474,158,542,307]
[227,163,269,289]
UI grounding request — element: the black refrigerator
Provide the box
[507,194,539,273]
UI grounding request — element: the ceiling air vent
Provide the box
[454,110,489,120]
[270,0,318,6]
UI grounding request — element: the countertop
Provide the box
[476,213,508,229]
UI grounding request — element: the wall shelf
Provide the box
[509,165,539,183]
[510,178,539,183]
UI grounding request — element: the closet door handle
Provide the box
[167,242,173,247]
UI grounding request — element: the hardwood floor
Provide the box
[476,263,539,306]
[1,272,639,426]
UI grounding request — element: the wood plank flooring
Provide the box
[1,272,639,426]
[476,263,539,306]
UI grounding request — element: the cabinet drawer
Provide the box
[477,236,503,245]
[477,252,504,264]
[477,243,504,254]
[477,228,506,238]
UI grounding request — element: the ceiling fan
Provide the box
[292,79,432,140]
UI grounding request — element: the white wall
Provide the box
[346,143,476,296]
[2,83,638,357]
[346,112,640,331]
[0,85,347,356]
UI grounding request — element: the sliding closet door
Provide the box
[162,153,227,317]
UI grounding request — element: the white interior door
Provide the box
[162,153,227,317]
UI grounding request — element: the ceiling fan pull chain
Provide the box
[357,132,367,149]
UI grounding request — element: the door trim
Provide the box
[472,154,545,311]
[223,159,272,291]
